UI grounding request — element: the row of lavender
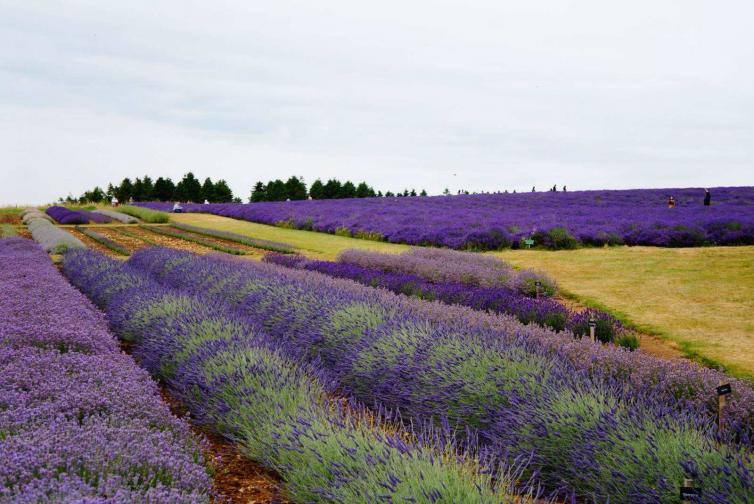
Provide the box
[45,205,113,224]
[63,248,524,503]
[0,238,211,501]
[135,186,754,249]
[89,247,754,502]
[20,208,85,253]
[265,248,628,345]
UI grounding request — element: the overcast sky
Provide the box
[1,1,753,204]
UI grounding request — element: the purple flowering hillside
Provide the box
[0,237,212,501]
[95,246,754,502]
[136,186,754,249]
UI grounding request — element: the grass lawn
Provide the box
[169,213,408,260]
[493,246,754,381]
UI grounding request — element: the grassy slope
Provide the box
[170,213,408,259]
[494,246,754,380]
[171,213,754,380]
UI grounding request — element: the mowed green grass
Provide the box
[494,246,754,380]
[170,213,754,380]
[170,213,408,259]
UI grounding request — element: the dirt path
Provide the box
[121,226,220,255]
[0,214,21,225]
[166,227,268,258]
[67,228,124,259]
[158,390,288,503]
[555,294,685,360]
[92,227,150,253]
[115,339,288,503]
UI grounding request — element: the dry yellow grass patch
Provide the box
[170,213,408,260]
[493,246,754,380]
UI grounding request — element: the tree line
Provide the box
[65,173,428,204]
[250,176,427,202]
[64,173,236,204]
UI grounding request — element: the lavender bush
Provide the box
[135,186,754,249]
[0,237,212,501]
[115,247,754,502]
[27,218,85,254]
[340,248,557,296]
[266,253,571,332]
[20,208,53,225]
[93,208,139,223]
[63,248,523,503]
[46,206,112,224]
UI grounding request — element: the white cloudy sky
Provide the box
[1,0,753,204]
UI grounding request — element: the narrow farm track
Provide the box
[67,228,124,258]
[0,213,21,225]
[156,389,289,503]
[127,225,225,255]
[91,226,151,253]
[164,225,269,257]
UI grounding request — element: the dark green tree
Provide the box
[132,177,146,201]
[142,175,154,200]
[322,179,342,199]
[115,178,133,202]
[265,179,287,201]
[153,177,176,201]
[250,181,267,202]
[175,172,202,202]
[340,181,356,198]
[420,189,428,196]
[201,177,216,202]
[309,179,325,199]
[284,176,308,200]
[213,179,234,202]
[355,182,372,198]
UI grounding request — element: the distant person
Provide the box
[667,196,675,209]
[704,188,711,206]
[128,197,134,204]
[552,184,557,192]
[204,199,209,204]
[563,185,567,192]
[172,202,184,213]
[111,196,119,207]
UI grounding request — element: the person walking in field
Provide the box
[704,188,711,206]
[667,195,676,208]
[111,196,118,207]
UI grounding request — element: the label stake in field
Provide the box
[534,280,541,299]
[717,381,732,432]
[588,318,597,343]
[680,477,700,503]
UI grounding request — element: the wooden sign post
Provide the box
[588,318,597,343]
[680,477,699,503]
[534,280,542,299]
[717,382,732,432]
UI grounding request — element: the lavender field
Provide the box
[61,246,754,502]
[137,186,754,250]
